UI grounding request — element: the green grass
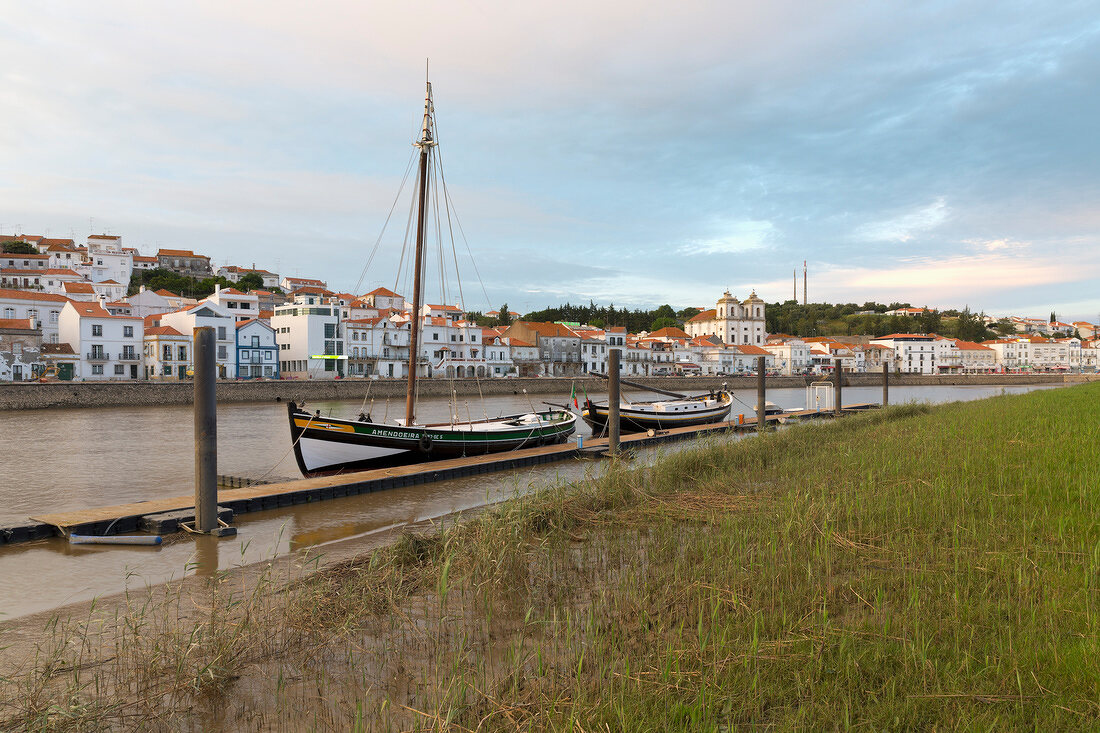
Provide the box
[3,385,1100,730]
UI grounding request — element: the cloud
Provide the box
[678,220,774,255]
[854,198,949,243]
[1,1,1099,318]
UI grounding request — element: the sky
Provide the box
[2,1,1099,320]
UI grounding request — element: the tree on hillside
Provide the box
[1,241,38,254]
[650,316,679,332]
[236,272,265,291]
[918,307,941,334]
[497,302,513,326]
[1050,311,1057,323]
[678,306,701,321]
[954,307,988,342]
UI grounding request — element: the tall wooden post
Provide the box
[193,327,217,533]
[882,360,890,406]
[756,356,767,432]
[834,358,843,416]
[608,349,621,456]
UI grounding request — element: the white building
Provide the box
[363,286,406,311]
[762,337,812,375]
[281,276,328,292]
[481,329,513,377]
[0,289,71,344]
[143,326,191,380]
[345,316,409,378]
[684,291,767,346]
[218,265,281,289]
[272,298,344,378]
[869,334,938,374]
[205,285,261,323]
[161,301,238,379]
[77,235,134,286]
[235,319,280,379]
[58,301,143,380]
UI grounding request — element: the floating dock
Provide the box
[4,404,878,544]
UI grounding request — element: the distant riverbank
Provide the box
[0,372,1090,411]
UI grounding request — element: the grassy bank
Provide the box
[3,384,1100,729]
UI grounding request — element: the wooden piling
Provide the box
[194,327,218,533]
[882,360,890,406]
[756,356,767,432]
[608,349,621,456]
[834,358,843,415]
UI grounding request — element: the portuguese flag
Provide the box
[571,381,578,408]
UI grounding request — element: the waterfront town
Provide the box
[1,233,1097,383]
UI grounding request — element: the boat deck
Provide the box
[13,404,878,542]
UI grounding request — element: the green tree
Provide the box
[236,272,265,291]
[1,241,38,254]
[678,306,701,321]
[650,316,679,332]
[497,303,513,326]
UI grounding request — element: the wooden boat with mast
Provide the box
[287,80,576,477]
[581,376,733,434]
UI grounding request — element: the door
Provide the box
[178,365,186,379]
[130,365,138,379]
[58,363,74,380]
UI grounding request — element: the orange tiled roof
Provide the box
[0,289,70,303]
[0,318,35,330]
[686,309,716,323]
[144,326,184,337]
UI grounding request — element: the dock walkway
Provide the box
[8,404,878,543]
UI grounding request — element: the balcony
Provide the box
[86,352,109,361]
[118,351,140,362]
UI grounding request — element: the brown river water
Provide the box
[0,383,1059,620]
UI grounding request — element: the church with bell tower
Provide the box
[684,290,767,345]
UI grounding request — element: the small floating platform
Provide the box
[17,404,877,543]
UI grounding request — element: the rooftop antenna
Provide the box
[803,260,807,306]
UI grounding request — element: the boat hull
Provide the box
[582,391,733,434]
[287,402,577,477]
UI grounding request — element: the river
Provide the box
[0,383,1059,619]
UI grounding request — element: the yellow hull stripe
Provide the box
[295,418,354,433]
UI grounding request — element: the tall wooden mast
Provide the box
[404,82,435,425]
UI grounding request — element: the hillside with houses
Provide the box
[2,233,1098,382]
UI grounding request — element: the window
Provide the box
[217,345,227,360]
[324,323,336,339]
[49,310,59,323]
[124,325,133,337]
[264,351,272,361]
[92,365,104,375]
[217,326,226,340]
[178,346,187,361]
[92,324,102,336]
[162,364,171,375]
[163,345,172,360]
[432,332,439,340]
[251,335,259,347]
[114,365,125,375]
[241,350,250,360]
